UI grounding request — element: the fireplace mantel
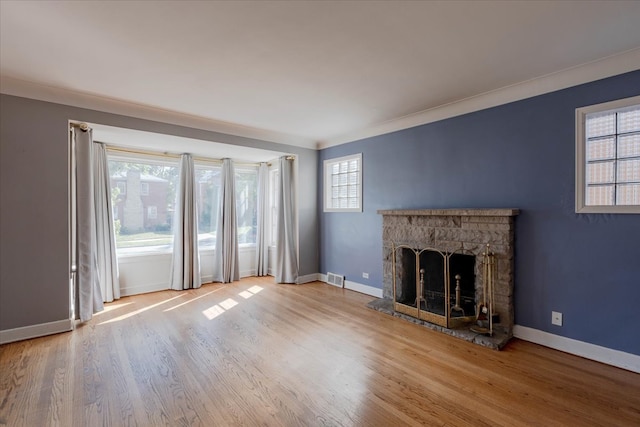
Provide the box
[377,208,519,217]
[372,208,519,349]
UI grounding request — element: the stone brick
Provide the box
[414,215,462,228]
[461,222,512,231]
[462,216,513,224]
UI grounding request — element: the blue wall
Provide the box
[319,70,640,355]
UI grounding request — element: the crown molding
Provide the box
[2,48,638,151]
[318,48,640,149]
[0,76,317,150]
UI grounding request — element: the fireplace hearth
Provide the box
[369,209,519,349]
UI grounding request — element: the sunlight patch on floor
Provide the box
[93,302,133,316]
[163,287,225,312]
[219,298,238,310]
[97,294,184,325]
[202,297,239,320]
[247,285,263,294]
[238,290,253,299]
[202,304,225,320]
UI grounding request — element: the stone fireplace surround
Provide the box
[368,208,519,349]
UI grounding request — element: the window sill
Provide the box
[117,243,257,259]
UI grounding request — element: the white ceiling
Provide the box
[2,0,640,150]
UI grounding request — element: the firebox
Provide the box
[393,245,476,328]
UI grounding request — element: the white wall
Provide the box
[119,246,259,296]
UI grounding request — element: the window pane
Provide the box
[324,154,362,212]
[196,167,221,249]
[236,169,258,245]
[586,112,615,138]
[586,161,614,184]
[348,172,358,185]
[586,185,614,206]
[617,159,640,183]
[618,134,640,159]
[617,106,640,133]
[270,170,279,246]
[586,137,615,161]
[616,183,640,205]
[109,159,179,252]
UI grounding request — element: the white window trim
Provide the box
[324,153,363,213]
[575,95,640,214]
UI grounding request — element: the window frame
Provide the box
[107,151,180,256]
[323,153,363,213]
[234,165,259,247]
[575,95,640,214]
[193,161,222,253]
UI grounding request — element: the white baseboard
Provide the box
[297,273,320,284]
[513,325,640,374]
[240,269,256,279]
[0,319,73,344]
[318,274,383,297]
[120,281,168,297]
[345,280,383,298]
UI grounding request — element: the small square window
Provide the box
[324,153,362,212]
[576,95,640,214]
[140,182,149,196]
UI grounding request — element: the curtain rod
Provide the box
[69,122,90,131]
[105,145,279,167]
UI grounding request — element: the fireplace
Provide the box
[394,247,477,328]
[370,209,519,349]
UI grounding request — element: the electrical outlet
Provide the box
[362,272,369,279]
[552,311,563,326]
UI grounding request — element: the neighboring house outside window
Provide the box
[576,95,640,213]
[323,153,362,212]
[109,156,179,253]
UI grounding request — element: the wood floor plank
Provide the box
[1,277,639,426]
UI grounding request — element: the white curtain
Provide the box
[93,142,120,302]
[74,127,104,321]
[255,162,269,276]
[213,158,239,283]
[170,154,201,290]
[275,156,298,283]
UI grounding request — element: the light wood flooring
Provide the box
[1,277,639,426]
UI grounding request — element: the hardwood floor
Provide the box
[1,277,639,426]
